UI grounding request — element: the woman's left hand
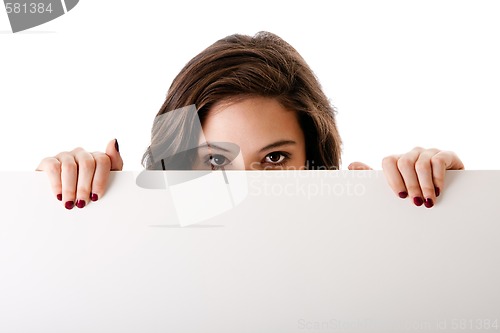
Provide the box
[348,147,464,208]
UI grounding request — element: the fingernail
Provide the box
[424,198,434,208]
[76,200,86,209]
[65,201,74,210]
[398,191,408,199]
[413,197,424,206]
[90,193,99,202]
[435,187,440,197]
[115,139,120,152]
[57,194,62,201]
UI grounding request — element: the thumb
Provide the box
[348,161,373,170]
[105,138,124,171]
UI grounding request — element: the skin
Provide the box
[36,96,464,210]
[192,97,307,171]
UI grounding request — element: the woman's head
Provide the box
[142,31,341,170]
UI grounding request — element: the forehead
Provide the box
[200,97,304,147]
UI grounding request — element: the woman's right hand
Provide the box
[36,139,124,209]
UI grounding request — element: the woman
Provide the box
[36,31,464,210]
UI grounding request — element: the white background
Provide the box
[1,0,499,171]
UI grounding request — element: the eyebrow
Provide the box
[258,140,296,153]
[198,140,297,153]
[197,142,231,153]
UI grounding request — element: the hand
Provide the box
[349,147,464,208]
[36,139,124,209]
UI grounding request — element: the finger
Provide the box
[36,157,63,202]
[415,149,440,208]
[90,152,112,202]
[430,151,465,198]
[396,147,425,206]
[381,154,408,198]
[105,138,124,171]
[73,148,96,209]
[55,152,78,210]
[348,161,373,170]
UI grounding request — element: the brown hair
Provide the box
[142,31,342,170]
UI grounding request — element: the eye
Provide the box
[209,154,229,168]
[264,152,287,164]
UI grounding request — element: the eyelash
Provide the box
[204,151,291,170]
[205,154,231,170]
[263,151,291,166]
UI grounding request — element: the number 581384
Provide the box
[5,3,53,14]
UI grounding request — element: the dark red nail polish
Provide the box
[65,201,74,210]
[424,198,434,208]
[413,197,424,206]
[57,194,62,201]
[76,200,86,209]
[115,139,120,152]
[398,191,408,199]
[435,187,440,197]
[90,193,98,202]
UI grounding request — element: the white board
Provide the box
[0,171,499,332]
